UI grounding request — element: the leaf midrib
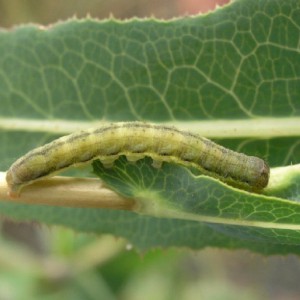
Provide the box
[1,117,300,138]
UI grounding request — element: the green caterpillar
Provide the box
[6,122,269,194]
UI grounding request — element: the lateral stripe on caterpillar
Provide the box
[6,122,270,194]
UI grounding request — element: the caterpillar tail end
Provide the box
[5,170,21,198]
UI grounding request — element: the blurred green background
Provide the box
[1,1,300,299]
[0,0,230,27]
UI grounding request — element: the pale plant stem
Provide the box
[0,234,127,279]
[70,236,128,272]
[0,172,135,210]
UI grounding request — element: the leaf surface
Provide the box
[1,0,300,254]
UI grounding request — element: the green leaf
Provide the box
[0,0,300,254]
[1,157,300,255]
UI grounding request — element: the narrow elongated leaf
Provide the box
[0,0,300,254]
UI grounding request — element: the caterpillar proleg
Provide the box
[6,122,269,194]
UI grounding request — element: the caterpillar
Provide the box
[6,122,270,195]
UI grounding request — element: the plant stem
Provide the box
[0,172,135,210]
